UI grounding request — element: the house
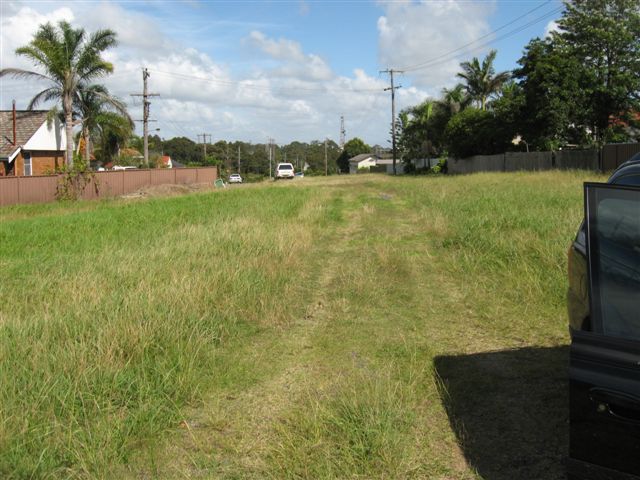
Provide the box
[348,153,378,174]
[0,107,66,176]
[375,158,405,175]
[348,153,406,174]
[160,155,173,168]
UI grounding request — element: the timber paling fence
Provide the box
[447,143,640,175]
[0,167,218,207]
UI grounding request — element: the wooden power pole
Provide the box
[380,69,403,175]
[131,68,159,167]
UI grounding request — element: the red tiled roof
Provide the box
[0,110,49,158]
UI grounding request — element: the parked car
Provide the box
[275,162,295,179]
[228,173,243,184]
[112,165,138,171]
[567,154,640,480]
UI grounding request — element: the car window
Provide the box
[589,186,640,340]
[278,164,293,170]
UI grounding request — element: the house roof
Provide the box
[0,110,49,158]
[348,153,377,164]
[375,158,397,165]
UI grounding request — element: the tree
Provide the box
[444,108,514,158]
[439,84,471,116]
[554,0,640,143]
[457,50,510,111]
[76,84,131,164]
[514,37,590,150]
[0,21,118,168]
[162,137,201,164]
[398,100,435,163]
[93,112,134,165]
[336,138,371,173]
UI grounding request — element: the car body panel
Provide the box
[568,176,640,480]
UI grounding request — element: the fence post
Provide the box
[598,147,602,172]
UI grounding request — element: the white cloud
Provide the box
[0,1,430,145]
[244,31,332,81]
[544,20,560,38]
[377,0,494,93]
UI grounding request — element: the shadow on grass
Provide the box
[434,346,569,480]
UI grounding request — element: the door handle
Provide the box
[589,388,640,423]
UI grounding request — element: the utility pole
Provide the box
[131,68,159,167]
[267,137,274,179]
[237,145,241,173]
[324,138,328,176]
[340,115,346,150]
[197,134,211,161]
[380,69,403,175]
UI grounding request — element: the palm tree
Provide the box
[76,84,132,165]
[94,112,134,164]
[457,50,510,111]
[440,84,471,116]
[0,21,117,168]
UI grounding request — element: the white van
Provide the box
[275,163,294,179]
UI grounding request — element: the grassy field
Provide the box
[0,170,605,479]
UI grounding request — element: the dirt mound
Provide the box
[121,183,214,200]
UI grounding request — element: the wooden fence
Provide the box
[0,167,217,207]
[447,144,639,175]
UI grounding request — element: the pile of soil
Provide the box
[121,183,214,199]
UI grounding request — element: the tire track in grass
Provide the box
[124,186,355,479]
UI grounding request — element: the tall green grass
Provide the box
[1,171,605,479]
[0,187,333,478]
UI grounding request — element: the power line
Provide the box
[148,69,386,95]
[399,3,563,72]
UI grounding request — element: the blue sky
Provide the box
[1,0,563,145]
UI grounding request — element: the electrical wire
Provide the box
[399,3,563,72]
[148,69,386,95]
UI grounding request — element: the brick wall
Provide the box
[12,150,64,176]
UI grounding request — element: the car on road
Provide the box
[228,173,243,184]
[275,162,295,179]
[567,153,640,480]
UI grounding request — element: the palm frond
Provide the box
[79,61,114,81]
[88,29,118,52]
[45,106,64,129]
[0,67,52,82]
[27,87,62,109]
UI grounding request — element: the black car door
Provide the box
[569,183,640,479]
